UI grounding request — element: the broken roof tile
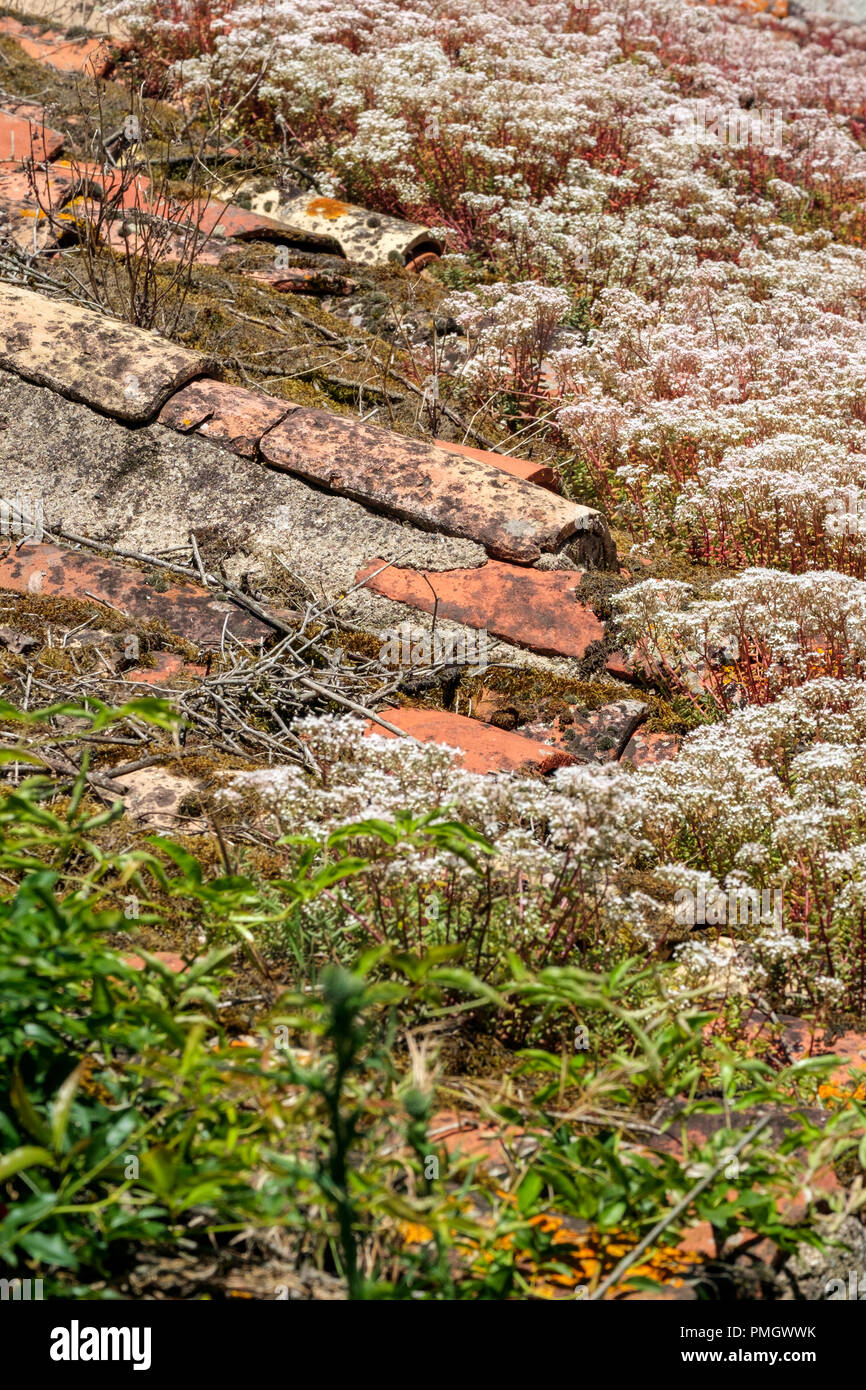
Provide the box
[0,283,211,423]
[261,409,613,566]
[620,729,682,767]
[0,543,272,649]
[126,651,208,684]
[248,266,358,295]
[519,699,649,762]
[158,379,297,458]
[604,649,637,682]
[366,706,579,775]
[122,951,189,973]
[355,557,606,659]
[99,217,231,267]
[249,189,442,267]
[0,160,75,220]
[192,198,297,242]
[25,34,112,76]
[18,166,296,248]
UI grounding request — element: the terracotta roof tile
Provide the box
[620,729,682,766]
[247,266,358,295]
[0,282,212,423]
[251,189,442,266]
[355,556,606,658]
[0,107,63,162]
[433,437,560,492]
[0,16,115,75]
[158,379,298,458]
[518,699,648,761]
[366,706,578,774]
[0,543,272,648]
[261,409,612,566]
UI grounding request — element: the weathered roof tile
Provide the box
[261,409,613,565]
[193,198,300,242]
[0,542,271,648]
[0,15,115,74]
[247,189,442,267]
[355,557,606,658]
[433,438,560,493]
[248,266,358,295]
[158,379,297,458]
[620,729,682,766]
[519,699,649,761]
[0,283,211,423]
[0,107,63,162]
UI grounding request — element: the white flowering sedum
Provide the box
[612,569,866,708]
[228,714,653,974]
[226,684,866,1011]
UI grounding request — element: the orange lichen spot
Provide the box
[398,1220,435,1245]
[818,1079,866,1105]
[305,196,350,220]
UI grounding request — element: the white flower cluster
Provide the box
[108,0,866,263]
[440,280,572,402]
[631,679,866,1006]
[554,253,866,556]
[224,682,866,1006]
[226,715,658,970]
[612,569,866,707]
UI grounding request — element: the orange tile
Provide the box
[434,438,560,493]
[356,556,605,658]
[262,409,608,565]
[0,543,272,649]
[620,730,681,767]
[0,108,63,162]
[159,379,297,458]
[121,951,188,973]
[367,706,578,774]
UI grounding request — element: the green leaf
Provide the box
[516,1169,544,1214]
[10,1067,51,1146]
[598,1200,627,1228]
[19,1230,78,1269]
[428,967,504,1005]
[50,1063,86,1153]
[140,1146,177,1197]
[147,838,203,886]
[306,858,370,895]
[90,974,114,1016]
[0,1146,54,1182]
